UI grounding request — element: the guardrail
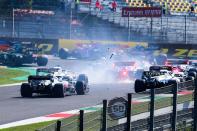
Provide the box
[36,78,197,131]
[108,81,195,131]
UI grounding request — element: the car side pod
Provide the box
[134,79,146,93]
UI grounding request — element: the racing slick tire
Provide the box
[52,84,64,98]
[21,83,32,97]
[134,79,146,93]
[188,71,196,78]
[75,81,85,95]
[37,56,48,66]
[59,48,69,59]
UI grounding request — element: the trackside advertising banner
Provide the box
[0,37,58,54]
[58,39,148,50]
[148,43,197,59]
[59,39,197,59]
[122,7,162,17]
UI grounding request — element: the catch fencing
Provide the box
[0,14,197,43]
[36,78,197,131]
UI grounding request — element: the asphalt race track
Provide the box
[0,58,143,125]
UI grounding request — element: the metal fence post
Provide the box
[150,16,153,38]
[193,77,197,131]
[184,15,187,44]
[56,120,61,131]
[128,16,130,42]
[171,80,178,131]
[149,88,155,131]
[126,93,132,131]
[79,110,84,131]
[102,99,107,131]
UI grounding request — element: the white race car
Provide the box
[20,67,89,97]
[134,66,194,93]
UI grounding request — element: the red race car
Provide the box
[111,61,137,81]
[0,40,11,51]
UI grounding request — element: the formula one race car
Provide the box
[75,74,89,95]
[0,42,48,66]
[134,66,195,93]
[110,61,137,80]
[20,67,89,97]
[0,40,12,51]
[150,65,196,82]
[106,57,150,80]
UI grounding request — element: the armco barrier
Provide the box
[37,78,197,131]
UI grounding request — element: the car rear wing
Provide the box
[36,68,59,75]
[143,71,165,77]
[28,75,52,81]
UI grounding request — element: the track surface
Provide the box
[0,58,143,125]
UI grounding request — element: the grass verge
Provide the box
[0,121,55,131]
[0,68,30,85]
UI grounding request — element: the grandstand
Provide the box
[125,0,197,14]
[0,0,196,43]
[90,0,197,43]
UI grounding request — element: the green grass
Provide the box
[0,121,55,131]
[0,68,30,85]
[1,93,193,131]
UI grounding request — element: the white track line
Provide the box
[0,83,23,88]
[0,105,102,129]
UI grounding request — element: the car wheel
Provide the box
[21,83,32,97]
[59,48,69,59]
[37,56,48,66]
[134,79,146,93]
[53,84,64,98]
[75,81,85,95]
